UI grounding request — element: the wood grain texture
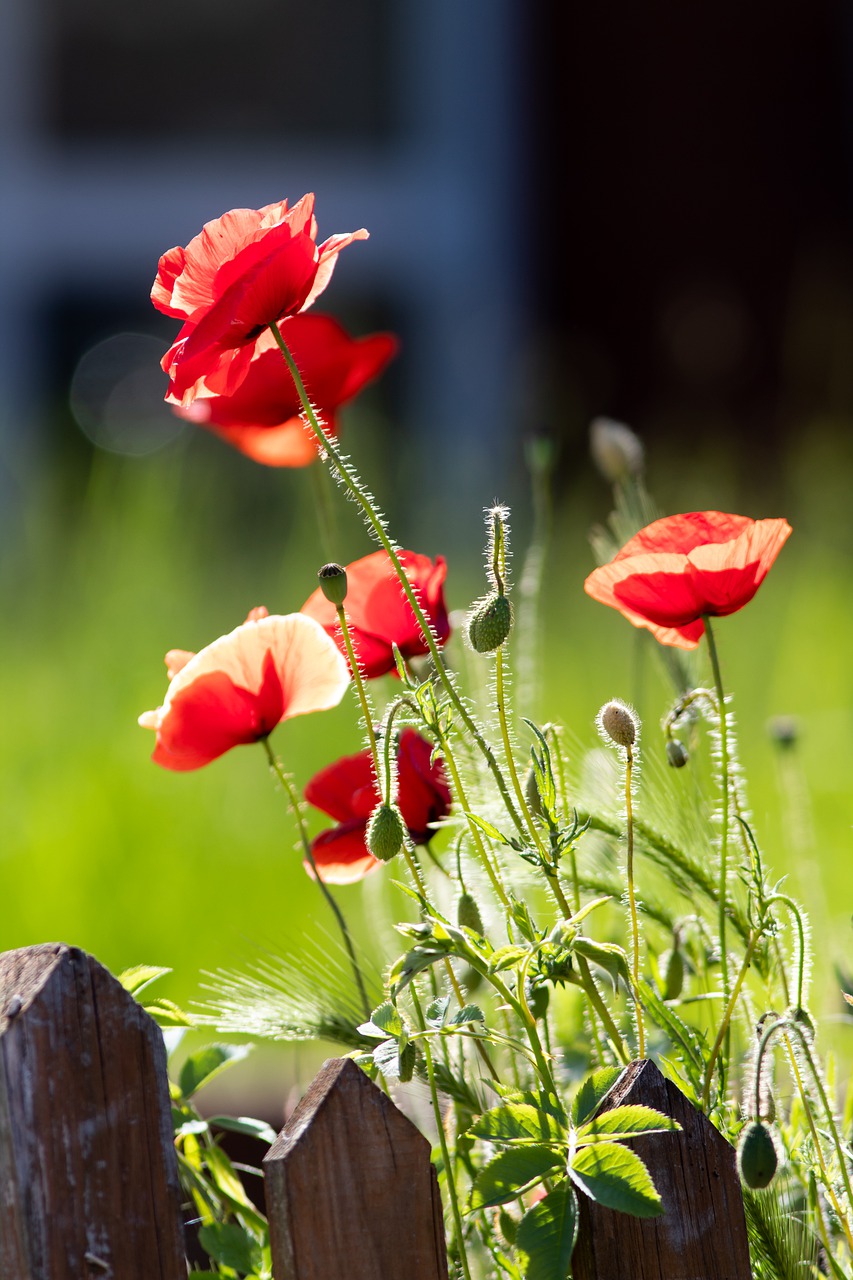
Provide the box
[0,944,185,1280]
[572,1059,752,1280]
[265,1056,448,1280]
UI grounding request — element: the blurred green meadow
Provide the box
[3,413,853,1042]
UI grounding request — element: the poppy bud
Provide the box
[598,700,638,749]
[457,891,484,936]
[788,1005,816,1042]
[317,562,348,607]
[737,1120,778,1189]
[497,1208,517,1246]
[666,738,689,769]
[661,945,685,1001]
[366,803,405,861]
[589,417,644,483]
[398,1040,417,1083]
[525,765,544,819]
[526,980,550,1021]
[468,593,513,653]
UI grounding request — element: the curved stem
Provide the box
[410,985,473,1280]
[701,927,761,1110]
[335,604,380,777]
[703,616,730,1004]
[765,893,807,1011]
[262,738,371,1020]
[624,745,645,1058]
[269,320,525,837]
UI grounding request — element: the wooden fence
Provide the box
[0,945,752,1279]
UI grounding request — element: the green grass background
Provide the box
[3,415,852,1066]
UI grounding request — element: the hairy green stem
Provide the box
[410,985,473,1280]
[262,738,370,1020]
[624,745,645,1058]
[335,604,380,778]
[703,616,730,1003]
[269,319,526,837]
[701,926,761,1110]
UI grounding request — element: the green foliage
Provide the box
[515,1183,578,1280]
[569,1143,664,1217]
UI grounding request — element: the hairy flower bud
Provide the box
[366,803,405,861]
[666,738,689,769]
[737,1121,778,1189]
[317,562,348,607]
[661,945,685,1002]
[468,593,513,653]
[598,700,638,749]
[457,891,485,936]
[590,417,645,483]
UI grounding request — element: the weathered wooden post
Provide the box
[572,1058,753,1280]
[264,1056,448,1280]
[0,943,186,1280]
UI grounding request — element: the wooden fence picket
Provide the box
[572,1058,752,1280]
[264,1056,449,1280]
[0,944,185,1280]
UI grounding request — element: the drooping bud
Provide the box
[666,738,690,769]
[526,980,550,1022]
[317,562,348,607]
[737,1121,778,1189]
[788,1005,816,1043]
[457,891,485,936]
[598,699,638,749]
[525,764,544,819]
[589,417,645,484]
[366,803,405,861]
[468,593,513,653]
[661,942,685,1002]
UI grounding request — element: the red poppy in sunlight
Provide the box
[168,314,398,467]
[584,512,792,648]
[304,729,452,883]
[152,194,368,404]
[301,550,450,678]
[138,608,349,770]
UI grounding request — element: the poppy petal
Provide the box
[308,821,380,885]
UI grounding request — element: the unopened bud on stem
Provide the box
[598,700,639,749]
[366,803,405,861]
[318,562,348,607]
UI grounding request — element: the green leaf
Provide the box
[572,938,629,988]
[451,1004,485,1027]
[178,1044,252,1101]
[144,997,195,1028]
[576,1104,681,1144]
[175,1118,210,1140]
[358,1001,403,1039]
[468,1103,567,1146]
[470,1146,564,1210]
[118,963,172,997]
[499,1089,568,1125]
[565,896,612,929]
[508,894,539,942]
[198,1221,262,1274]
[204,1143,267,1232]
[208,1115,278,1145]
[639,979,706,1086]
[570,1142,664,1217]
[489,945,531,973]
[388,941,450,996]
[465,811,517,847]
[571,1067,625,1126]
[515,1181,578,1280]
[426,996,451,1028]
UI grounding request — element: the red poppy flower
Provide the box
[304,729,452,883]
[584,512,792,648]
[168,314,397,467]
[152,194,368,405]
[301,549,451,678]
[138,608,349,770]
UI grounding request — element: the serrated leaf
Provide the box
[570,1142,663,1217]
[498,1090,568,1125]
[178,1044,252,1100]
[508,895,539,942]
[388,942,450,995]
[572,938,629,988]
[576,1104,681,1144]
[515,1181,578,1280]
[208,1115,278,1145]
[427,996,451,1028]
[468,1103,567,1146]
[144,997,195,1028]
[451,1004,485,1026]
[118,963,172,997]
[372,1037,403,1077]
[489,945,531,973]
[198,1221,262,1274]
[465,811,517,846]
[470,1145,564,1210]
[571,1067,625,1125]
[359,1001,403,1039]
